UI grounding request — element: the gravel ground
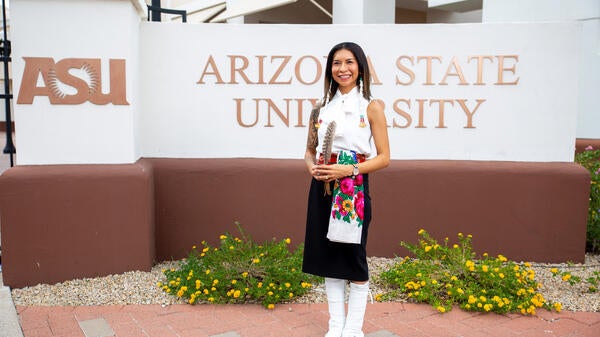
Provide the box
[11,254,600,312]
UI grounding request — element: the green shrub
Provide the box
[158,224,321,309]
[377,230,562,315]
[575,146,600,253]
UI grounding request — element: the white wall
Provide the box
[333,0,395,24]
[11,0,141,165]
[483,0,600,139]
[11,1,583,164]
[138,22,580,162]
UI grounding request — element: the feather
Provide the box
[321,121,336,195]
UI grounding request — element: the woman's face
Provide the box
[331,48,359,94]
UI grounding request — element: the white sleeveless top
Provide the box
[317,87,375,158]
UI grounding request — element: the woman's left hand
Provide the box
[311,164,352,182]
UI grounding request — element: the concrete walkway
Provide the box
[10,302,600,337]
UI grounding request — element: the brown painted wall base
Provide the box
[0,163,154,288]
[576,138,600,154]
[0,158,590,288]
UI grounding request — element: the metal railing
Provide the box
[147,4,188,23]
[1,0,15,167]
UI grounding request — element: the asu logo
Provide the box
[17,57,129,105]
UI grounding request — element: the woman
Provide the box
[302,42,390,337]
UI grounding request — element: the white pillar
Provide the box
[11,0,142,165]
[333,0,395,24]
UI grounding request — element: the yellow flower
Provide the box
[437,306,446,313]
[458,232,463,238]
[202,247,210,253]
[553,302,562,312]
[289,292,294,298]
[205,269,211,275]
[203,289,209,295]
[450,276,458,281]
[220,235,227,240]
[562,274,572,282]
[425,245,432,252]
[342,199,353,212]
[253,258,260,264]
[267,304,275,310]
[550,268,559,274]
[484,304,493,312]
[453,244,459,249]
[284,238,291,244]
[157,282,163,287]
[213,279,219,285]
[482,265,489,272]
[233,290,241,298]
[499,273,505,279]
[192,245,197,249]
[242,272,248,278]
[497,254,507,262]
[229,245,234,250]
[285,283,291,288]
[258,282,263,288]
[231,280,237,285]
[208,297,214,302]
[211,287,216,291]
[375,294,383,301]
[418,229,425,235]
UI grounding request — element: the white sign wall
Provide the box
[12,1,582,164]
[12,0,140,165]
[139,22,580,162]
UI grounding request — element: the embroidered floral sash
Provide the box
[326,150,365,244]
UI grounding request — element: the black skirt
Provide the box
[302,174,372,281]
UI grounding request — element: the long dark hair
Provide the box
[322,42,371,106]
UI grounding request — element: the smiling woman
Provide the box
[302,41,390,337]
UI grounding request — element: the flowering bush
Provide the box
[575,145,600,252]
[158,224,320,309]
[378,230,562,315]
